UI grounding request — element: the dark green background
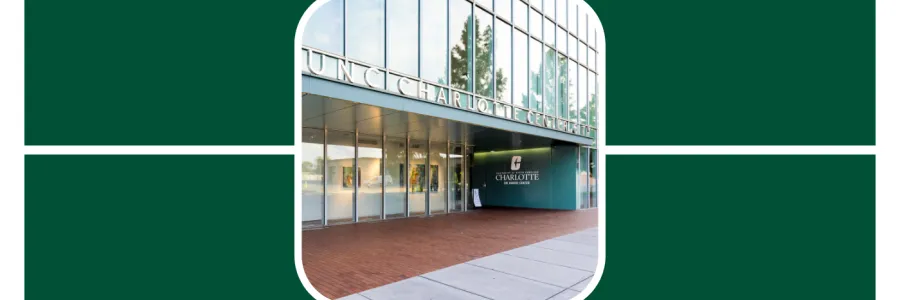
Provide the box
[25,156,309,299]
[25,155,874,299]
[24,0,876,299]
[599,155,874,299]
[598,0,874,145]
[25,0,874,145]
[25,0,307,145]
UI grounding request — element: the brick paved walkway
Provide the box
[301,208,599,299]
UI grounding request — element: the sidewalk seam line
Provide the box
[498,252,596,272]
[417,275,495,300]
[463,261,571,289]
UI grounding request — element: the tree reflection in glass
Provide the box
[451,3,507,101]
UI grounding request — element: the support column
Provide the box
[425,138,431,216]
[353,129,359,222]
[323,129,329,226]
[405,135,410,217]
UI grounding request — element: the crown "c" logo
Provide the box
[510,156,521,171]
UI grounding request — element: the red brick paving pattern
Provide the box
[301,208,599,299]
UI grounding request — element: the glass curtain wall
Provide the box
[430,141,448,214]
[384,136,407,219]
[326,130,356,225]
[303,0,601,138]
[301,128,325,228]
[357,134,383,221]
[409,140,428,216]
[449,144,464,212]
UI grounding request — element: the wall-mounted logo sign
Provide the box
[301,47,593,138]
[510,156,522,171]
[495,155,539,185]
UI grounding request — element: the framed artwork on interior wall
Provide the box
[430,165,439,192]
[342,167,353,188]
[411,164,426,192]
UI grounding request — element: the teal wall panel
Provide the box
[551,145,578,210]
[472,146,577,210]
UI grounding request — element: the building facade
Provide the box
[300,0,601,227]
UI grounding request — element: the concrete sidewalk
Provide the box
[338,228,599,300]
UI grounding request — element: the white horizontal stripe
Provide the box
[603,146,876,155]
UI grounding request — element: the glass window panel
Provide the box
[357,134,383,221]
[557,26,567,53]
[347,0,385,67]
[303,0,343,54]
[534,0,543,11]
[579,65,588,125]
[579,41,587,63]
[422,0,448,84]
[451,0,472,94]
[449,144,464,212]
[589,71,597,127]
[388,0,419,76]
[590,148,597,208]
[557,55,567,119]
[530,8,542,40]
[495,21,512,104]
[326,130,355,225]
[545,0,555,20]
[588,17,595,47]
[514,0,528,29]
[513,29,528,108]
[544,18,555,47]
[529,37,543,111]
[476,0,492,10]
[557,0,567,26]
[544,47,556,117]
[301,128,325,228]
[430,141,447,214]
[569,34,577,61]
[496,0,511,20]
[408,140,428,216]
[587,48,595,71]
[384,136,406,219]
[567,58,577,121]
[568,0,577,30]
[578,146,590,209]
[474,8,494,98]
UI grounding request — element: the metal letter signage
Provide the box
[301,47,593,138]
